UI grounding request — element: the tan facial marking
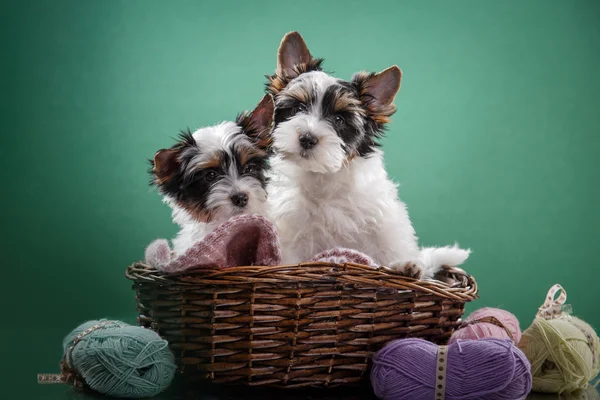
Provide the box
[334,92,364,115]
[237,145,267,165]
[285,85,312,104]
[197,152,223,170]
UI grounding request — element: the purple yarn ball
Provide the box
[371,338,532,400]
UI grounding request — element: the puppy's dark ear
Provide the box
[277,31,313,78]
[353,65,402,124]
[152,148,180,184]
[365,66,402,108]
[237,94,275,151]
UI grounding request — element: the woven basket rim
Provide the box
[126,262,478,302]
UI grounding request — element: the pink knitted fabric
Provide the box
[145,239,171,269]
[311,247,379,267]
[145,214,281,273]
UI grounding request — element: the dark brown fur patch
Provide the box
[148,129,194,189]
[152,148,180,185]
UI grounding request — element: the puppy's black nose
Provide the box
[231,192,248,208]
[299,132,318,150]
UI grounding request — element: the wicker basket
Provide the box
[126,262,477,388]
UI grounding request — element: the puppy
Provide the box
[265,32,469,278]
[150,94,274,256]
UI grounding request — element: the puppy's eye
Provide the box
[293,103,307,114]
[243,163,258,175]
[205,170,218,182]
[334,115,345,126]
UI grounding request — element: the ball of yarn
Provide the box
[519,315,600,394]
[560,385,600,400]
[371,338,532,400]
[449,307,522,344]
[508,387,600,400]
[63,320,176,398]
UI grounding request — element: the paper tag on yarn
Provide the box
[37,374,64,384]
[64,320,118,369]
[37,371,85,388]
[537,284,572,319]
[435,345,448,400]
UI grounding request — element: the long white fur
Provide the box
[268,71,470,278]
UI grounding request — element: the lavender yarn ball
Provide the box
[371,338,532,400]
[449,308,522,345]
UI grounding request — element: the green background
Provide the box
[2,0,599,397]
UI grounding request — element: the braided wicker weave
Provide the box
[126,262,477,388]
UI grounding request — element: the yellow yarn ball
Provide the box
[527,385,600,400]
[519,315,600,394]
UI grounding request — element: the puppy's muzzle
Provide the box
[299,132,318,150]
[230,192,249,208]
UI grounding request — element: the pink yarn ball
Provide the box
[449,307,522,345]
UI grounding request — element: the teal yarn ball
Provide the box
[63,320,176,398]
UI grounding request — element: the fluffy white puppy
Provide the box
[265,32,469,278]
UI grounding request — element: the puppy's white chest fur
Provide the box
[269,151,420,267]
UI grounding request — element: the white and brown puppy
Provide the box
[151,95,275,255]
[265,32,469,278]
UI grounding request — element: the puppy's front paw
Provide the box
[389,260,423,279]
[433,269,456,285]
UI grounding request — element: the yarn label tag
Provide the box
[539,303,572,319]
[37,374,64,384]
[537,284,572,319]
[435,345,448,400]
[560,304,572,316]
